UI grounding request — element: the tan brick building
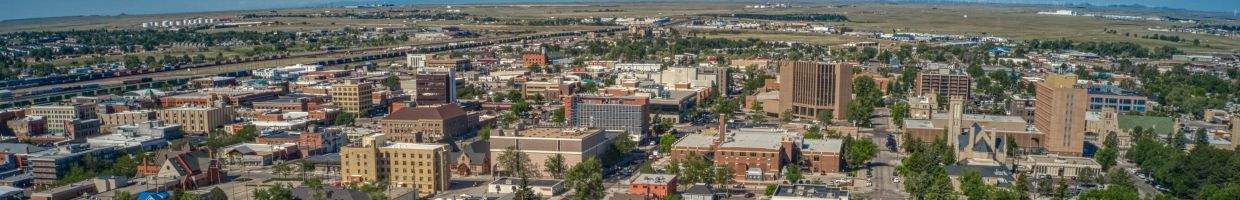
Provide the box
[340,136,450,197]
[380,104,477,143]
[99,110,157,133]
[1036,74,1089,156]
[332,80,374,115]
[489,127,613,178]
[27,104,96,133]
[158,107,232,135]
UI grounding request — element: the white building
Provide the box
[406,54,430,68]
[615,63,662,72]
[487,177,565,197]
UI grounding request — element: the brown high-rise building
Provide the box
[1035,74,1089,156]
[410,67,456,105]
[332,80,374,115]
[915,69,973,99]
[778,61,852,120]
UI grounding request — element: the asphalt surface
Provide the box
[865,108,911,199]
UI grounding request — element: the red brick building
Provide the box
[523,52,548,67]
[671,122,844,182]
[629,174,677,198]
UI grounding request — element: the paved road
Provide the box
[864,108,910,199]
[1116,160,1161,198]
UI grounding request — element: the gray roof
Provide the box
[489,177,562,188]
[719,129,787,150]
[802,139,843,153]
[773,184,849,198]
[292,187,369,200]
[673,134,716,148]
[683,184,714,195]
[448,139,489,165]
[0,143,50,154]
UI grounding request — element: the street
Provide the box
[863,108,910,199]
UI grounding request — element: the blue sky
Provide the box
[1,0,1236,21]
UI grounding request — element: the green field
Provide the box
[1,2,1235,54]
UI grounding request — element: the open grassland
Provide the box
[2,2,1234,53]
[460,3,1238,53]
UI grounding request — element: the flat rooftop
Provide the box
[384,142,446,150]
[490,177,562,187]
[673,134,716,148]
[904,119,936,129]
[1025,155,1100,166]
[802,139,844,153]
[719,128,790,150]
[631,173,676,185]
[511,127,600,139]
[773,184,849,199]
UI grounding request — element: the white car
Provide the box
[893,177,901,183]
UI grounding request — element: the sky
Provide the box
[1,0,1236,21]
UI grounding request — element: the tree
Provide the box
[1094,147,1118,171]
[817,109,834,124]
[545,154,566,179]
[1014,173,1030,197]
[114,192,132,200]
[299,160,316,180]
[253,184,292,200]
[780,109,794,123]
[891,102,910,128]
[1054,179,1069,200]
[844,137,879,171]
[513,173,539,200]
[334,112,355,126]
[479,125,492,141]
[551,108,566,123]
[960,170,989,199]
[1104,132,1119,149]
[804,126,823,139]
[713,165,734,186]
[639,163,655,173]
[785,166,803,183]
[273,162,292,177]
[566,158,604,200]
[498,147,536,177]
[612,132,637,154]
[177,190,200,200]
[658,133,678,153]
[750,101,767,124]
[207,187,228,200]
[382,75,400,90]
[846,101,874,127]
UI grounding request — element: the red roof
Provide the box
[385,104,467,120]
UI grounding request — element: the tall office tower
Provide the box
[412,66,456,105]
[778,61,852,120]
[332,80,374,115]
[1035,74,1089,156]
